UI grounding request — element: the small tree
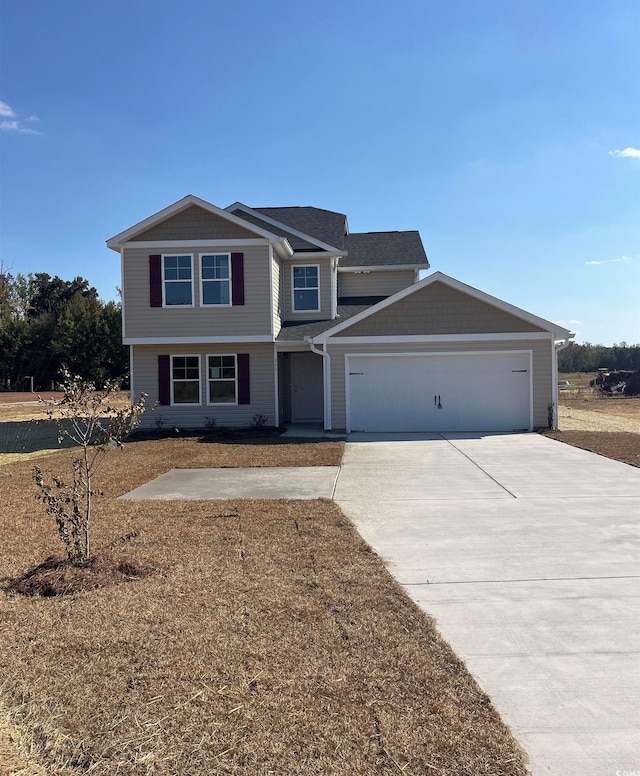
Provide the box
[33,368,147,564]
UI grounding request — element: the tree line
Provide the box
[0,268,128,391]
[558,342,640,373]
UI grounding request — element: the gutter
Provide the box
[304,337,331,430]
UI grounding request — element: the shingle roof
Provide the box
[254,207,347,250]
[276,297,386,341]
[230,209,319,251]
[232,204,429,268]
[342,231,428,267]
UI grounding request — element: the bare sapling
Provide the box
[32,367,147,564]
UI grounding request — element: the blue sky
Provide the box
[1,0,638,345]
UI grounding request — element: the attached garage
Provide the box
[346,351,532,433]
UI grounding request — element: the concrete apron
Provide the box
[336,432,640,776]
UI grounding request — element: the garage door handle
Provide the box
[349,372,364,376]
[434,394,442,408]
[512,369,528,373]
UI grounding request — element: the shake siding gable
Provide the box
[131,205,258,241]
[337,282,546,336]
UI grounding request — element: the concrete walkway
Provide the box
[120,431,640,774]
[337,432,640,776]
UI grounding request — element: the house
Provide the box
[106,195,574,433]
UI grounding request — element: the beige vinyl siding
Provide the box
[326,338,553,430]
[338,270,416,298]
[131,205,258,241]
[282,257,333,321]
[132,343,276,428]
[339,281,545,336]
[123,243,272,338]
[272,253,282,337]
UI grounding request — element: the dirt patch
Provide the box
[558,404,640,433]
[5,552,163,597]
[543,431,640,468]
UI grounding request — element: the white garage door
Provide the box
[347,352,532,433]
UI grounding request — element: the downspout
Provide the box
[552,337,573,429]
[305,337,331,430]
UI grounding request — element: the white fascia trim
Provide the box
[314,271,573,342]
[327,332,553,345]
[338,264,426,272]
[124,335,274,345]
[225,202,344,253]
[275,341,312,351]
[106,194,287,249]
[120,238,270,249]
[288,251,346,259]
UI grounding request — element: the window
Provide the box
[292,265,320,312]
[163,255,193,306]
[201,254,231,306]
[171,355,200,404]
[207,355,237,404]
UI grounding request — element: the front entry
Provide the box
[291,352,324,422]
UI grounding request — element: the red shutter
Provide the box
[237,354,250,405]
[158,355,170,405]
[149,255,162,307]
[231,253,244,306]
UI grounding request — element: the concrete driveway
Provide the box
[336,432,640,776]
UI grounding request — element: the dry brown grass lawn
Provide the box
[0,442,527,776]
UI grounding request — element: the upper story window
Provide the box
[201,254,231,306]
[163,255,193,306]
[292,265,320,312]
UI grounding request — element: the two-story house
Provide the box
[107,195,573,432]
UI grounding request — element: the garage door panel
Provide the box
[348,353,531,433]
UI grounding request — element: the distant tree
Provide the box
[558,343,640,372]
[0,269,128,390]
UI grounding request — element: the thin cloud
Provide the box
[0,100,42,134]
[556,319,582,327]
[609,147,640,159]
[585,255,634,266]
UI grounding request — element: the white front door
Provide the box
[347,352,532,432]
[291,352,324,421]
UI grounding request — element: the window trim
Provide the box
[162,254,194,308]
[206,353,238,406]
[199,253,232,308]
[291,264,321,313]
[170,354,201,406]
